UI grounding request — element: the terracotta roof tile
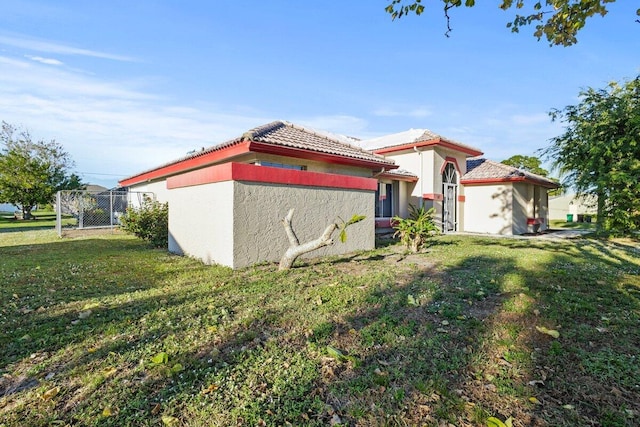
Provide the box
[120,121,394,184]
[463,157,559,188]
[245,121,394,166]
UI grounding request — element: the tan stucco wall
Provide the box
[463,184,514,235]
[245,153,375,178]
[127,180,171,204]
[549,194,596,220]
[166,180,374,269]
[167,181,235,267]
[512,183,531,235]
[232,182,375,268]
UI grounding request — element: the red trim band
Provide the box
[423,193,444,201]
[440,157,462,175]
[461,177,559,189]
[120,141,252,187]
[167,162,379,191]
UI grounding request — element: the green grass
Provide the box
[0,230,638,426]
[549,219,597,230]
[0,210,75,232]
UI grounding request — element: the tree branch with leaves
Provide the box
[385,0,636,46]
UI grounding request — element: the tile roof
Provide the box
[120,121,394,185]
[242,121,394,166]
[463,157,559,188]
[362,128,483,157]
[377,168,418,182]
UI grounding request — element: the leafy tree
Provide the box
[501,155,549,176]
[0,122,82,219]
[543,76,640,234]
[385,1,638,46]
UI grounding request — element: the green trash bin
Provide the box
[566,214,573,222]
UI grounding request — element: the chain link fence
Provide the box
[56,190,154,237]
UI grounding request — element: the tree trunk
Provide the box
[596,187,605,234]
[279,208,337,270]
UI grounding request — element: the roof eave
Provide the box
[374,138,483,157]
[248,141,397,170]
[461,177,560,189]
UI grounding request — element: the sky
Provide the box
[0,1,638,189]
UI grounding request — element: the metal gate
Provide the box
[55,190,154,237]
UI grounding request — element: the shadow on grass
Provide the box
[1,236,638,426]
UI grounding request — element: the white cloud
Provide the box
[0,33,136,62]
[0,54,270,187]
[25,55,63,66]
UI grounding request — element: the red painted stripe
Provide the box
[167,162,379,191]
[461,177,559,189]
[440,156,462,174]
[423,193,444,201]
[457,195,466,202]
[120,141,251,187]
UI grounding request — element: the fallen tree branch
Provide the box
[279,208,337,270]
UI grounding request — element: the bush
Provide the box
[119,197,168,248]
[393,205,439,253]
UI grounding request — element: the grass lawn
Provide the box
[549,219,597,231]
[0,231,638,426]
[0,210,75,232]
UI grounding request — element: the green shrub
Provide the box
[119,197,168,248]
[393,205,439,253]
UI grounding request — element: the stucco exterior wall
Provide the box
[167,181,235,267]
[463,184,514,235]
[382,150,428,197]
[127,180,170,204]
[246,153,375,178]
[549,194,596,220]
[232,182,375,268]
[512,183,531,235]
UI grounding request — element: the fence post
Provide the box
[110,191,114,229]
[56,191,62,237]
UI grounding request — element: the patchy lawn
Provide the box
[549,219,596,231]
[0,210,75,233]
[0,230,638,426]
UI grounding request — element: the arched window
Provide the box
[442,163,458,231]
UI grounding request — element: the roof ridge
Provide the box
[242,120,286,140]
[284,121,389,161]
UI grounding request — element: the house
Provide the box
[119,121,559,268]
[461,158,559,234]
[119,121,396,268]
[549,193,597,222]
[360,129,559,235]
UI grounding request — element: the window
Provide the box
[375,183,393,217]
[258,161,307,171]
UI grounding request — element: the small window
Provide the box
[259,161,307,171]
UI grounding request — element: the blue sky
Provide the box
[0,1,638,188]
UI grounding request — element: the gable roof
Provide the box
[120,121,395,187]
[361,129,483,157]
[462,157,560,188]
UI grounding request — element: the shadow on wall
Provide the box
[489,186,513,235]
